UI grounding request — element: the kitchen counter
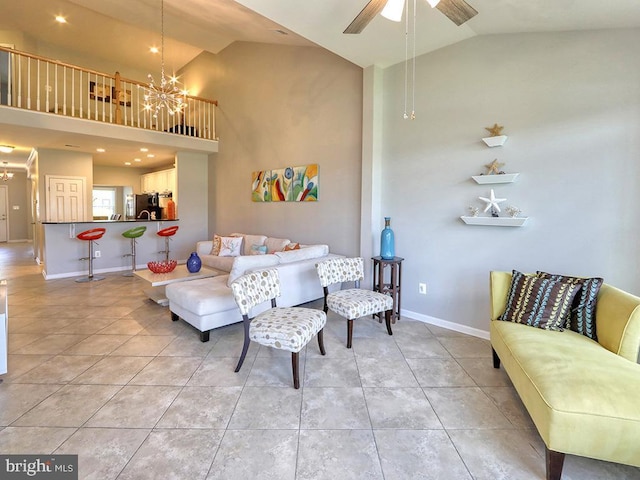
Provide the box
[42,219,179,224]
[41,220,182,279]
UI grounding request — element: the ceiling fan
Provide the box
[344,0,478,34]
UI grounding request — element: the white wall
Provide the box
[381,29,640,333]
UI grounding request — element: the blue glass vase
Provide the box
[186,252,202,273]
[380,217,395,260]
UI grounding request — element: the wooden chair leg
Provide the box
[292,351,300,389]
[492,347,501,369]
[347,319,354,348]
[234,321,251,373]
[384,310,393,336]
[545,447,565,480]
[317,328,326,355]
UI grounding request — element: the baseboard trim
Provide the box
[400,308,490,340]
[43,265,131,280]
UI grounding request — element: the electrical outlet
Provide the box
[419,283,427,295]
[94,250,101,258]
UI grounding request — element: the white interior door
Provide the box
[46,175,86,222]
[0,185,7,242]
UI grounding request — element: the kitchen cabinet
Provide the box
[141,168,175,194]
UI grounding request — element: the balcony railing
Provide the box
[0,46,217,140]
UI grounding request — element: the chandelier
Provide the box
[1,162,14,181]
[143,0,187,119]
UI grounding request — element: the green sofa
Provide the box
[489,271,640,480]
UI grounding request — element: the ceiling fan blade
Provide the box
[436,0,478,26]
[344,0,388,34]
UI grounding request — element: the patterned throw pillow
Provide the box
[210,234,222,255]
[218,236,243,257]
[537,272,603,340]
[284,242,300,251]
[498,270,581,331]
[250,244,268,255]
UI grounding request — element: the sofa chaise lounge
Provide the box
[490,270,640,480]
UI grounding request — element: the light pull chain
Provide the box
[410,0,416,120]
[403,0,409,119]
[403,0,417,120]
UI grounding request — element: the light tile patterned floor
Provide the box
[1,242,638,479]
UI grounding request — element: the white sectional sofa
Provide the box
[165,233,343,341]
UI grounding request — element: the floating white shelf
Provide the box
[482,135,508,147]
[460,216,528,227]
[472,173,519,184]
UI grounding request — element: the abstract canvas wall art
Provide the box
[252,164,318,202]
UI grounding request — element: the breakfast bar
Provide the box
[41,219,180,280]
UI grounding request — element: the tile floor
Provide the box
[1,242,638,479]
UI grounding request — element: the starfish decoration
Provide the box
[485,123,504,137]
[485,159,504,175]
[479,189,507,213]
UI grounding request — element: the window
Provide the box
[92,187,116,219]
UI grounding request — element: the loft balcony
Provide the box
[0,46,218,148]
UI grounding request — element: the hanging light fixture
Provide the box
[382,0,440,21]
[381,0,405,21]
[143,0,187,119]
[381,0,442,120]
[1,162,14,181]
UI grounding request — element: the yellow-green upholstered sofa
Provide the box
[490,271,640,480]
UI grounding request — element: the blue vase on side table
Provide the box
[380,217,395,260]
[186,252,202,273]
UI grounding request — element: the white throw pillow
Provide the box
[218,236,243,257]
[265,237,291,253]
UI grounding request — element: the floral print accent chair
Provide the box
[230,268,327,389]
[315,257,393,348]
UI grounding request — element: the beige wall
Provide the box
[182,42,364,255]
[93,165,148,194]
[37,148,93,222]
[5,172,29,241]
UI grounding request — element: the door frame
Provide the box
[0,185,8,242]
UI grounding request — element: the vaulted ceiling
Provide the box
[1,0,639,168]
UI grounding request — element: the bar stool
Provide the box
[157,225,179,261]
[76,228,106,283]
[122,226,146,276]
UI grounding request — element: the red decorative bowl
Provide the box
[147,260,177,273]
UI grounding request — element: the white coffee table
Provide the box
[134,265,220,306]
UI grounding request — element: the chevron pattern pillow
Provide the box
[537,272,603,340]
[498,270,581,331]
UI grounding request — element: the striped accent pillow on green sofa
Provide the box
[498,270,580,330]
[537,272,603,340]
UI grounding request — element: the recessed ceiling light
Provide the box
[124,162,131,166]
[147,154,155,158]
[140,148,149,152]
[55,15,67,24]
[134,158,142,162]
[0,145,14,153]
[96,148,105,153]
[149,47,159,54]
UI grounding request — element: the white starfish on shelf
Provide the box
[479,189,507,213]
